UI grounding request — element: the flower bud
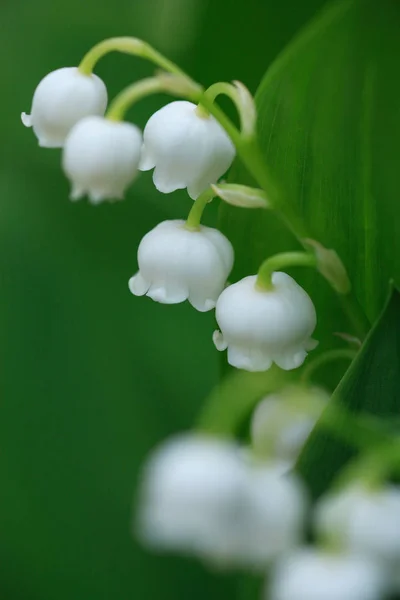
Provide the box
[139,101,235,199]
[62,116,142,203]
[136,434,246,560]
[269,550,385,600]
[213,273,317,372]
[315,483,400,588]
[22,67,107,148]
[128,220,234,311]
[251,386,329,465]
[136,434,307,568]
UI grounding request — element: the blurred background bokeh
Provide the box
[0,1,325,598]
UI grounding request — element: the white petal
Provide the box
[227,345,273,372]
[129,273,150,296]
[189,296,216,312]
[146,281,188,304]
[152,166,186,194]
[213,330,228,351]
[69,186,84,201]
[187,179,209,200]
[138,144,156,171]
[274,349,308,371]
[305,338,319,351]
[21,112,32,127]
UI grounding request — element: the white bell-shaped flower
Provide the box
[136,434,307,568]
[128,220,234,312]
[269,549,385,600]
[251,386,328,466]
[21,67,107,148]
[139,101,235,199]
[62,116,142,203]
[315,483,400,586]
[136,434,246,560]
[237,464,307,567]
[213,272,317,372]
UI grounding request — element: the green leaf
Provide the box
[297,287,400,499]
[221,0,400,357]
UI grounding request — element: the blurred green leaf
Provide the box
[297,287,400,498]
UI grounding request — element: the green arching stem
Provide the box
[300,348,357,384]
[186,188,216,230]
[201,81,256,138]
[78,36,188,79]
[106,76,200,122]
[256,251,317,291]
[79,37,370,338]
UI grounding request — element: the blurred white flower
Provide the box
[62,116,142,203]
[139,100,235,199]
[269,549,385,600]
[213,273,317,372]
[137,434,246,559]
[237,464,307,567]
[315,483,400,588]
[251,386,329,466]
[136,434,307,568]
[21,67,107,148]
[128,220,234,311]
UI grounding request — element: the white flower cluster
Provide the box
[137,422,400,600]
[137,434,307,569]
[22,63,319,373]
[22,69,234,202]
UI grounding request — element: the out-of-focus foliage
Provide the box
[0,0,327,599]
[221,0,400,563]
[298,288,400,499]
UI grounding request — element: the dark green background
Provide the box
[0,1,325,598]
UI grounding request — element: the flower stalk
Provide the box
[185,188,216,230]
[256,252,317,291]
[78,36,189,79]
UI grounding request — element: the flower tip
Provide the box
[128,274,148,297]
[213,330,227,351]
[138,147,155,172]
[69,187,84,202]
[21,112,32,127]
[305,338,319,351]
[191,298,216,312]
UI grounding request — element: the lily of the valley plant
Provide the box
[22,36,400,600]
